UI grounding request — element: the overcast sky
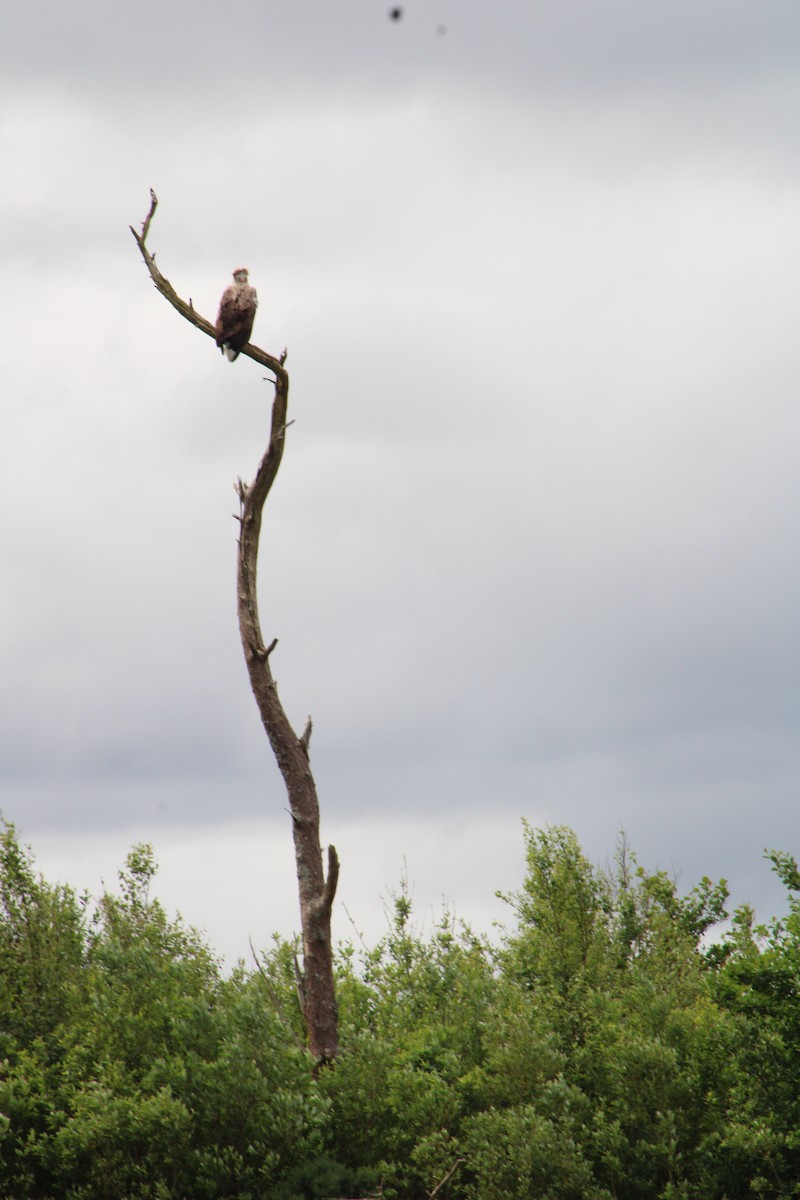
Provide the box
[2,1,799,962]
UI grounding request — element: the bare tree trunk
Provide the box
[130,190,339,1066]
[234,376,339,1066]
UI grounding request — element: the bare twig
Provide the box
[257,637,278,660]
[247,936,305,1050]
[141,188,158,240]
[427,1159,465,1199]
[341,902,372,956]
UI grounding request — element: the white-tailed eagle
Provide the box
[215,268,258,361]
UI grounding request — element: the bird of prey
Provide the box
[215,268,258,361]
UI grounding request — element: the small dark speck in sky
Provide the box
[389,6,403,19]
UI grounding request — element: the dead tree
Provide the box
[130,190,339,1066]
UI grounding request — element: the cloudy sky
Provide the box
[2,1,799,962]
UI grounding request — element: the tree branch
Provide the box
[323,845,340,914]
[427,1159,465,1199]
[129,187,287,379]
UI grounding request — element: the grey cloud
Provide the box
[2,0,799,950]
[5,1,800,104]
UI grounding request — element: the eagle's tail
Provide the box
[223,344,239,362]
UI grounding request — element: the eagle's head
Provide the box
[233,267,250,284]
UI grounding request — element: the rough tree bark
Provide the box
[130,190,339,1066]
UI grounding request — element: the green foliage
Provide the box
[1,817,800,1199]
[704,849,800,1196]
[318,886,497,1197]
[0,828,325,1199]
[487,825,740,1200]
[462,1093,601,1200]
[501,822,609,1003]
[0,819,86,1049]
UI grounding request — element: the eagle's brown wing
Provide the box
[215,285,257,360]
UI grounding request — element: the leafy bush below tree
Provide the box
[1,817,799,1198]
